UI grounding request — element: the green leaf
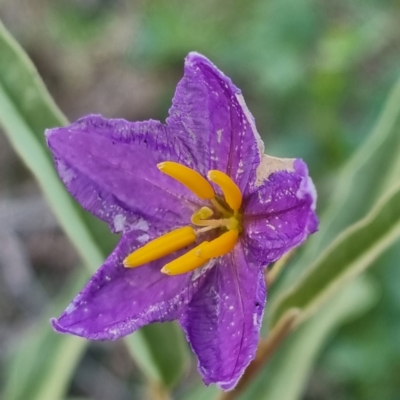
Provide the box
[243,276,378,400]
[178,384,219,400]
[0,19,104,270]
[2,271,90,400]
[303,74,400,261]
[270,181,400,327]
[126,322,189,388]
[0,19,189,392]
[0,25,66,138]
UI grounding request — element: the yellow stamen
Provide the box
[192,217,235,229]
[210,198,231,217]
[158,161,215,200]
[196,229,239,259]
[207,170,242,211]
[123,226,196,268]
[161,243,209,275]
[191,207,214,225]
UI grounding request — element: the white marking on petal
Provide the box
[191,258,217,281]
[216,129,223,143]
[255,155,295,187]
[138,234,150,243]
[236,93,264,155]
[57,160,75,183]
[253,313,259,326]
[237,159,244,175]
[64,303,77,315]
[113,214,126,232]
[71,327,84,335]
[182,121,196,140]
[132,218,149,232]
[108,328,118,337]
[297,175,318,210]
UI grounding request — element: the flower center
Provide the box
[123,161,243,275]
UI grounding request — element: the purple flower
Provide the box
[47,52,318,390]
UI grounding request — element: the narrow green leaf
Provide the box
[270,181,400,327]
[0,23,67,136]
[0,19,103,270]
[126,322,189,388]
[303,74,400,260]
[243,276,378,400]
[66,398,92,400]
[178,384,219,400]
[2,271,90,400]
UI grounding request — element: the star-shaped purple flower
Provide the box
[47,52,318,390]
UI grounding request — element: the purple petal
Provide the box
[243,158,318,265]
[179,245,266,390]
[167,52,263,194]
[46,115,200,233]
[52,229,210,340]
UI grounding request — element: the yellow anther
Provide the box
[207,170,242,211]
[158,161,215,200]
[196,229,239,259]
[191,207,214,225]
[161,243,209,275]
[123,226,196,268]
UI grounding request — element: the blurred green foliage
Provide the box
[1,0,400,399]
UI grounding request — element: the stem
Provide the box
[265,249,295,287]
[217,309,300,400]
[144,380,172,400]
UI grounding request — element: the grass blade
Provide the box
[2,271,89,400]
[304,74,400,260]
[270,181,400,327]
[245,276,378,400]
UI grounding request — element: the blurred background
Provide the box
[1,0,400,399]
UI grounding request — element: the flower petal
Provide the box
[52,229,208,340]
[167,52,263,194]
[179,245,266,390]
[46,114,199,233]
[243,158,318,265]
